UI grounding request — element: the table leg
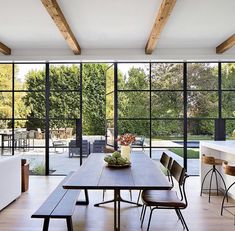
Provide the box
[114,189,120,231]
[94,191,141,207]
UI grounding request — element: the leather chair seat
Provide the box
[142,190,186,208]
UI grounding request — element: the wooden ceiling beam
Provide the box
[41,0,81,55]
[0,42,11,55]
[145,0,177,55]
[216,34,235,54]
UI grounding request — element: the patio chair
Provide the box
[132,136,145,150]
[68,139,90,157]
[92,140,106,153]
[50,133,67,153]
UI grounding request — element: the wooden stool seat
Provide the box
[200,154,227,203]
[202,154,224,166]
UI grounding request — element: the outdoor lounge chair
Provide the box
[132,136,145,150]
[68,139,90,157]
[92,140,106,153]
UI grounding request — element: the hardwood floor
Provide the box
[0,176,235,231]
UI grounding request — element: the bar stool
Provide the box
[200,154,227,202]
[221,161,235,216]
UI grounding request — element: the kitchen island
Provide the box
[200,141,235,198]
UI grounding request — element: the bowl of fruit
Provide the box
[104,151,131,168]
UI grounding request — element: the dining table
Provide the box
[63,153,171,231]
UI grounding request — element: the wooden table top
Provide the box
[63,153,171,190]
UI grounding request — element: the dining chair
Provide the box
[137,152,173,204]
[140,160,189,231]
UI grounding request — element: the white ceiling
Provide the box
[0,0,234,60]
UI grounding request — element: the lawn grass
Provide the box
[169,148,199,159]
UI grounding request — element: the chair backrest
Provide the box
[223,161,235,176]
[160,152,172,170]
[93,140,106,153]
[170,160,188,205]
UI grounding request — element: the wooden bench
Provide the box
[32,172,83,231]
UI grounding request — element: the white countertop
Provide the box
[200,141,235,155]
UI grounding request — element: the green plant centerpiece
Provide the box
[104,151,131,167]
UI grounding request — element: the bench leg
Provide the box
[66,217,73,231]
[43,218,50,231]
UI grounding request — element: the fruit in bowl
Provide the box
[104,151,131,167]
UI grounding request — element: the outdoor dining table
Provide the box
[63,153,171,231]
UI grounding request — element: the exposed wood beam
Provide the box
[145,0,177,54]
[216,34,235,54]
[0,42,11,55]
[41,0,81,55]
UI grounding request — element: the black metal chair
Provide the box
[200,154,227,202]
[140,160,189,231]
[137,152,173,204]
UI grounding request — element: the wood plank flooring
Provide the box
[0,176,235,231]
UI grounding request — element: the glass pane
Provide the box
[0,119,12,155]
[187,148,199,175]
[15,64,45,91]
[118,120,150,147]
[14,92,30,118]
[151,63,183,90]
[15,148,46,175]
[151,147,184,170]
[222,92,235,118]
[226,120,235,140]
[50,64,80,90]
[15,119,45,147]
[0,92,12,118]
[82,63,106,136]
[222,63,235,90]
[0,64,12,90]
[106,120,114,147]
[187,119,214,141]
[118,92,150,118]
[49,92,80,118]
[118,63,149,90]
[151,92,183,118]
[187,63,218,90]
[21,91,45,118]
[106,93,114,119]
[151,120,183,147]
[106,65,114,93]
[187,91,218,118]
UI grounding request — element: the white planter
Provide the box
[121,145,131,160]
